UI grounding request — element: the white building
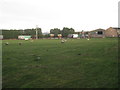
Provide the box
[18,35,31,40]
[0,35,3,40]
[73,34,78,38]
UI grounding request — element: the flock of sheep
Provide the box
[4,38,90,45]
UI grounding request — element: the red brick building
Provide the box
[105,27,118,37]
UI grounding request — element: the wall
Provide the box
[105,27,118,37]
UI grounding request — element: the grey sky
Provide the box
[0,0,119,32]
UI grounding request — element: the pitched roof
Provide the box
[90,28,105,32]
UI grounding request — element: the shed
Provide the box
[90,29,105,38]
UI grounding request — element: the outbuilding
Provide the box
[73,34,78,38]
[90,29,105,38]
[68,34,73,38]
[68,34,78,38]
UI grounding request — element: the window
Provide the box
[97,31,103,35]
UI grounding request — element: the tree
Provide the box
[62,27,75,37]
[69,28,75,34]
[37,28,43,38]
[1,27,43,39]
[24,28,42,38]
[50,28,61,37]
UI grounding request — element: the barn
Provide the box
[105,27,118,37]
[90,29,105,38]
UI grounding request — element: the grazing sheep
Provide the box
[78,53,81,55]
[5,42,9,45]
[34,55,41,61]
[37,56,40,60]
[64,39,67,42]
[18,42,22,45]
[61,40,65,43]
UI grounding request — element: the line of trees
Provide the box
[1,27,75,39]
[1,28,42,39]
[50,27,75,37]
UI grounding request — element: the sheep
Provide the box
[5,42,9,45]
[18,42,22,45]
[61,40,65,43]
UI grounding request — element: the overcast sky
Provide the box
[0,0,119,32]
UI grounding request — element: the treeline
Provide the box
[1,27,75,39]
[1,28,42,39]
[50,27,75,37]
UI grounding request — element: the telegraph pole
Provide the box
[36,25,38,40]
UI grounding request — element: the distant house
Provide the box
[90,29,105,38]
[105,27,118,37]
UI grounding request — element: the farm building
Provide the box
[84,31,90,38]
[74,32,82,38]
[18,35,31,40]
[68,34,73,38]
[105,27,118,37]
[74,31,90,38]
[73,34,78,38]
[67,34,78,38]
[90,29,105,38]
[0,35,3,40]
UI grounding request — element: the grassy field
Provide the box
[2,38,118,88]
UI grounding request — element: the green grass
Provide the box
[2,38,118,88]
